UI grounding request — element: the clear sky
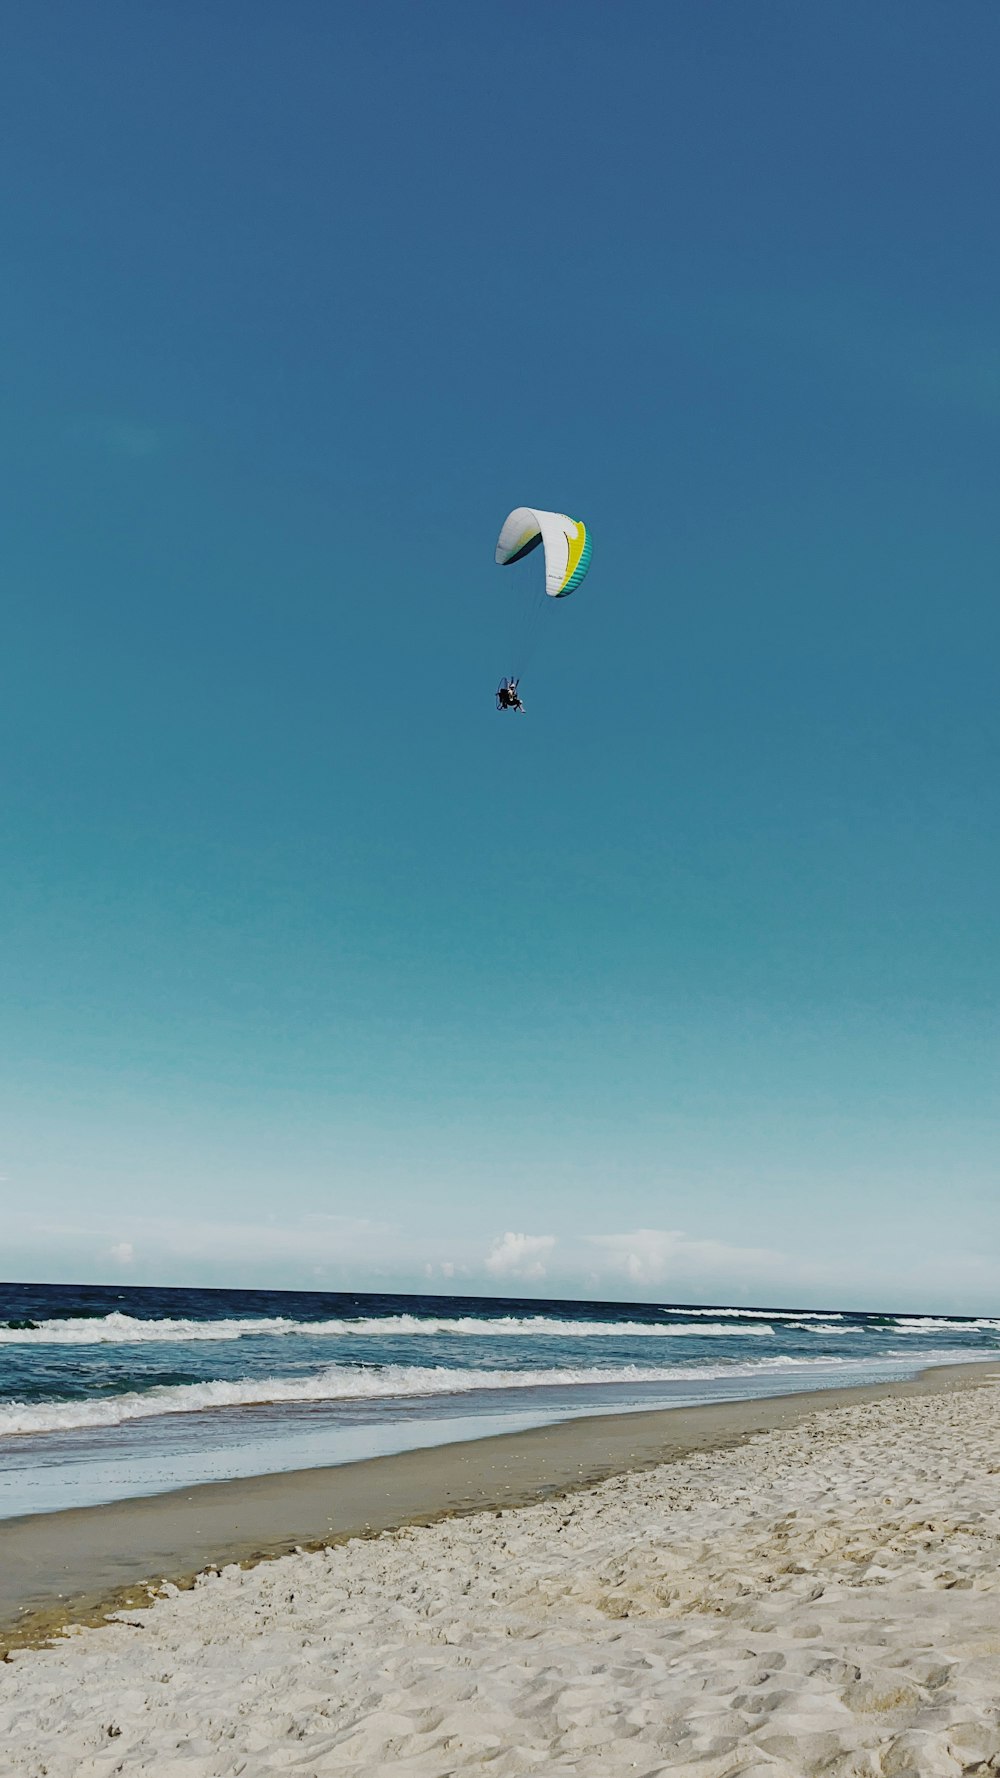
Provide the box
[1,2,997,1311]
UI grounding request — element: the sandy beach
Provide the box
[1,1362,998,1775]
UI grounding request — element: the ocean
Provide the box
[1,1280,996,1520]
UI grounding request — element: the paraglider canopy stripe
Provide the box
[495,507,592,598]
[560,523,591,596]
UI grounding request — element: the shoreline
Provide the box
[2,1356,997,1654]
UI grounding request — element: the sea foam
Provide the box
[0,1310,865,1346]
[0,1353,872,1437]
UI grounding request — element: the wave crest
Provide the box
[0,1355,871,1437]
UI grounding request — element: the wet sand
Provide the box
[1,1359,996,1652]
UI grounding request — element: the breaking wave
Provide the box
[0,1310,872,1346]
[4,1348,989,1439]
[0,1355,852,1436]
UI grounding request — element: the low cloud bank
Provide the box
[589,1227,785,1287]
[2,1208,994,1313]
[484,1232,556,1282]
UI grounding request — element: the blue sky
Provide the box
[1,2,997,1310]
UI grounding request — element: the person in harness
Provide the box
[496,677,525,713]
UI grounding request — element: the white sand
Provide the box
[1,1375,998,1777]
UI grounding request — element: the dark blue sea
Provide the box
[1,1281,996,1518]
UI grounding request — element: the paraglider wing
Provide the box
[495,507,591,597]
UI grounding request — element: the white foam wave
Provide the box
[669,1307,845,1321]
[0,1311,785,1346]
[889,1316,1000,1334]
[0,1355,863,1438]
[2,1308,986,1350]
[4,1344,991,1440]
[0,1313,312,1345]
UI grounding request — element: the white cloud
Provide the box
[589,1227,785,1288]
[2,1203,994,1314]
[484,1231,555,1282]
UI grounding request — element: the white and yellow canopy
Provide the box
[495,507,592,598]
